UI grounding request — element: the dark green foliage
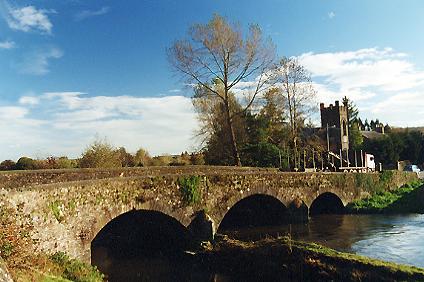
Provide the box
[15,157,37,170]
[379,170,394,183]
[178,176,201,205]
[50,252,104,282]
[361,130,424,167]
[240,142,281,168]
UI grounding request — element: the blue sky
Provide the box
[1,0,424,160]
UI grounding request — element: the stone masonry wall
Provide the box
[0,167,417,262]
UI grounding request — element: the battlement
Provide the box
[320,100,349,151]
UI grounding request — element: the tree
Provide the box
[342,97,363,149]
[168,14,275,166]
[79,139,121,168]
[0,160,16,170]
[116,147,135,167]
[273,57,316,150]
[15,157,37,170]
[134,148,151,167]
[258,87,288,145]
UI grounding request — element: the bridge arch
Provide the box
[309,192,345,216]
[217,193,290,232]
[91,209,193,272]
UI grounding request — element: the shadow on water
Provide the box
[91,196,424,280]
[91,209,227,282]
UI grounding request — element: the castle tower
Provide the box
[320,100,349,151]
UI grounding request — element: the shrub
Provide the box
[0,160,16,170]
[50,252,104,282]
[15,157,37,170]
[79,139,121,168]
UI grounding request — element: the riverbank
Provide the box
[198,236,424,281]
[346,180,424,214]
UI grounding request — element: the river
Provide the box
[95,214,424,281]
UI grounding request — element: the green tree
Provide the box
[258,87,289,145]
[240,142,281,168]
[168,14,275,166]
[342,97,363,149]
[79,139,121,168]
[342,96,359,124]
[15,157,37,170]
[195,84,248,165]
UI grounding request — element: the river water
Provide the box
[97,214,424,281]
[225,213,424,268]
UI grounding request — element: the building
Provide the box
[320,100,349,151]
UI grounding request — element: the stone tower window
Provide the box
[342,120,347,136]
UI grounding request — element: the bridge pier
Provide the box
[288,198,309,222]
[187,210,215,243]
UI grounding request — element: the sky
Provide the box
[1,0,424,160]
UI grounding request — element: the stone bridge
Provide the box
[0,166,416,263]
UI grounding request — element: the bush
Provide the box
[15,157,37,170]
[0,160,16,170]
[79,139,121,168]
[50,252,104,282]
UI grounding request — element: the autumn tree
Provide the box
[168,14,275,166]
[193,81,248,165]
[274,57,316,150]
[79,139,121,168]
[134,148,152,167]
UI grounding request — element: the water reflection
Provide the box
[225,214,424,268]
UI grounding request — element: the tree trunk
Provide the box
[224,99,242,166]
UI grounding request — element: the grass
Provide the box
[49,200,64,222]
[207,236,424,281]
[346,180,424,213]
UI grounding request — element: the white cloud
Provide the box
[0,106,28,119]
[0,93,198,160]
[74,6,109,21]
[4,4,54,34]
[328,11,335,19]
[0,39,15,49]
[19,96,40,105]
[298,48,422,92]
[297,47,424,126]
[16,47,63,75]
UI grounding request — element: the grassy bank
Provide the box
[0,206,103,282]
[199,236,424,282]
[346,180,424,214]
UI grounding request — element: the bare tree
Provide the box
[168,14,275,166]
[275,57,316,148]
